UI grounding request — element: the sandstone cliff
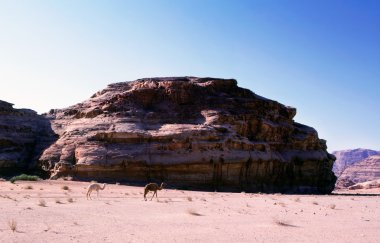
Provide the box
[332,148,380,177]
[336,155,380,188]
[39,77,336,193]
[0,100,56,174]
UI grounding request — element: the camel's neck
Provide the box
[159,183,164,190]
[100,184,106,190]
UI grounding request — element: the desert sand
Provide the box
[0,180,379,243]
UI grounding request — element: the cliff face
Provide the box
[0,100,56,174]
[332,149,380,177]
[336,155,380,188]
[40,77,336,193]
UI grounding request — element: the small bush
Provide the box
[187,196,193,202]
[62,185,69,190]
[24,185,33,190]
[274,219,294,227]
[187,209,203,216]
[8,219,17,232]
[38,199,47,207]
[10,174,40,183]
[67,198,74,203]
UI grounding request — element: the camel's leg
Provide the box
[151,191,156,201]
[89,190,93,200]
[144,190,148,201]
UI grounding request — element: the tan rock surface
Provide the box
[39,77,336,193]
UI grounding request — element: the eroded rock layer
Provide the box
[333,149,380,177]
[40,77,336,193]
[336,155,380,188]
[0,100,55,173]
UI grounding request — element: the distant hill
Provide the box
[332,148,380,177]
[336,155,380,188]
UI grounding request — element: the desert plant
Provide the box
[187,196,193,202]
[274,218,294,227]
[10,174,40,183]
[67,197,74,203]
[24,185,33,190]
[312,201,319,205]
[62,185,69,190]
[55,199,62,204]
[187,209,203,216]
[8,219,17,232]
[38,199,47,207]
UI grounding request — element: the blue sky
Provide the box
[0,0,379,152]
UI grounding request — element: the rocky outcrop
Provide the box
[333,149,380,176]
[348,179,380,190]
[0,100,56,174]
[39,77,336,193]
[336,155,380,188]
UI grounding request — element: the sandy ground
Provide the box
[0,180,379,243]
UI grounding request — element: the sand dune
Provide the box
[0,180,379,243]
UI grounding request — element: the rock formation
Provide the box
[39,77,336,193]
[336,155,380,188]
[0,100,56,174]
[333,148,380,177]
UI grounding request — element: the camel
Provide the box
[144,182,165,201]
[86,183,106,200]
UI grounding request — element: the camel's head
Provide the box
[161,182,166,188]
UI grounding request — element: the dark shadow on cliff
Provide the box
[0,112,58,179]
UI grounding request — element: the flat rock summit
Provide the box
[4,77,337,193]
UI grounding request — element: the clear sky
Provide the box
[0,0,379,152]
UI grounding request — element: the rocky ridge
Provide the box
[38,77,336,193]
[333,148,380,177]
[336,155,380,188]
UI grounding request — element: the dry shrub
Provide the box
[273,218,295,227]
[38,199,47,207]
[55,199,63,204]
[187,209,203,216]
[8,219,17,232]
[187,196,193,202]
[278,202,286,207]
[329,204,336,209]
[62,185,69,190]
[24,185,33,190]
[67,197,74,203]
[312,201,319,205]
